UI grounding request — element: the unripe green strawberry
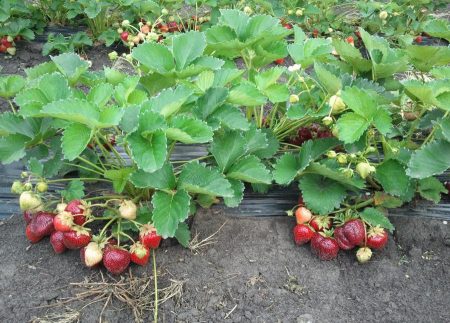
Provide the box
[296,9,303,16]
[108,51,118,60]
[23,182,33,191]
[329,94,346,114]
[322,116,333,126]
[36,182,48,193]
[11,181,24,194]
[337,154,347,164]
[289,94,299,103]
[326,150,337,158]
[356,162,376,179]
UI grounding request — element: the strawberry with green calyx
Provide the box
[130,242,151,266]
[63,226,92,249]
[355,162,376,179]
[53,211,74,232]
[329,92,346,114]
[310,230,340,260]
[139,224,162,249]
[19,191,43,213]
[309,216,332,232]
[356,247,372,263]
[366,226,388,250]
[293,224,315,245]
[50,231,66,254]
[119,200,137,220]
[81,242,104,268]
[36,182,48,193]
[65,200,90,225]
[103,246,131,275]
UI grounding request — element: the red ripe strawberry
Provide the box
[310,216,332,232]
[23,211,34,224]
[50,231,66,254]
[342,219,365,246]
[311,232,339,260]
[290,127,313,145]
[293,224,315,245]
[29,212,55,237]
[283,23,293,30]
[167,21,179,33]
[0,44,7,53]
[312,29,319,38]
[26,224,42,243]
[120,31,129,41]
[334,225,354,250]
[346,36,354,44]
[355,30,361,39]
[53,212,74,232]
[103,246,130,275]
[274,58,285,65]
[317,129,333,138]
[415,36,423,44]
[366,226,388,250]
[63,227,91,249]
[130,242,150,266]
[1,37,12,48]
[159,24,169,33]
[139,224,162,249]
[65,200,89,225]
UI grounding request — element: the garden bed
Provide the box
[0,209,449,322]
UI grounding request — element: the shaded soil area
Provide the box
[0,209,449,323]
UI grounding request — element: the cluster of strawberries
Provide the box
[292,198,388,263]
[0,35,18,55]
[22,197,162,275]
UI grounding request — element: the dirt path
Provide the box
[0,208,449,322]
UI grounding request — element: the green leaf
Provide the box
[130,163,176,190]
[25,61,58,80]
[228,82,267,106]
[144,85,192,117]
[407,140,450,179]
[223,179,244,207]
[87,83,114,107]
[0,112,36,137]
[360,208,394,233]
[166,116,213,144]
[0,75,25,98]
[151,189,191,238]
[418,177,446,203]
[264,84,289,103]
[104,168,134,193]
[127,130,167,173]
[255,66,285,90]
[132,42,175,74]
[178,161,233,197]
[226,155,272,184]
[207,104,249,131]
[175,222,191,247]
[440,118,450,142]
[341,86,377,118]
[210,130,246,172]
[374,192,404,208]
[60,180,85,201]
[195,87,229,119]
[273,153,300,185]
[28,158,44,176]
[374,159,411,197]
[41,98,100,128]
[313,63,341,94]
[0,134,28,164]
[405,45,450,72]
[172,31,206,70]
[244,126,268,155]
[213,68,244,87]
[299,174,347,215]
[61,123,93,161]
[306,162,365,190]
[51,53,90,85]
[336,113,370,144]
[195,70,214,92]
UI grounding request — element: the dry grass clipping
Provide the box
[189,221,227,254]
[33,271,185,323]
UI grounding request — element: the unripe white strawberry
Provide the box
[121,20,130,27]
[7,35,13,42]
[243,6,253,14]
[322,116,333,126]
[84,242,103,267]
[356,247,372,263]
[6,47,16,55]
[326,150,337,159]
[119,200,137,220]
[329,94,346,114]
[56,203,67,213]
[19,191,43,212]
[296,9,303,16]
[379,11,388,20]
[288,9,294,15]
[356,162,376,179]
[161,8,169,15]
[337,154,347,164]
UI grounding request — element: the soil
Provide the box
[0,209,449,323]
